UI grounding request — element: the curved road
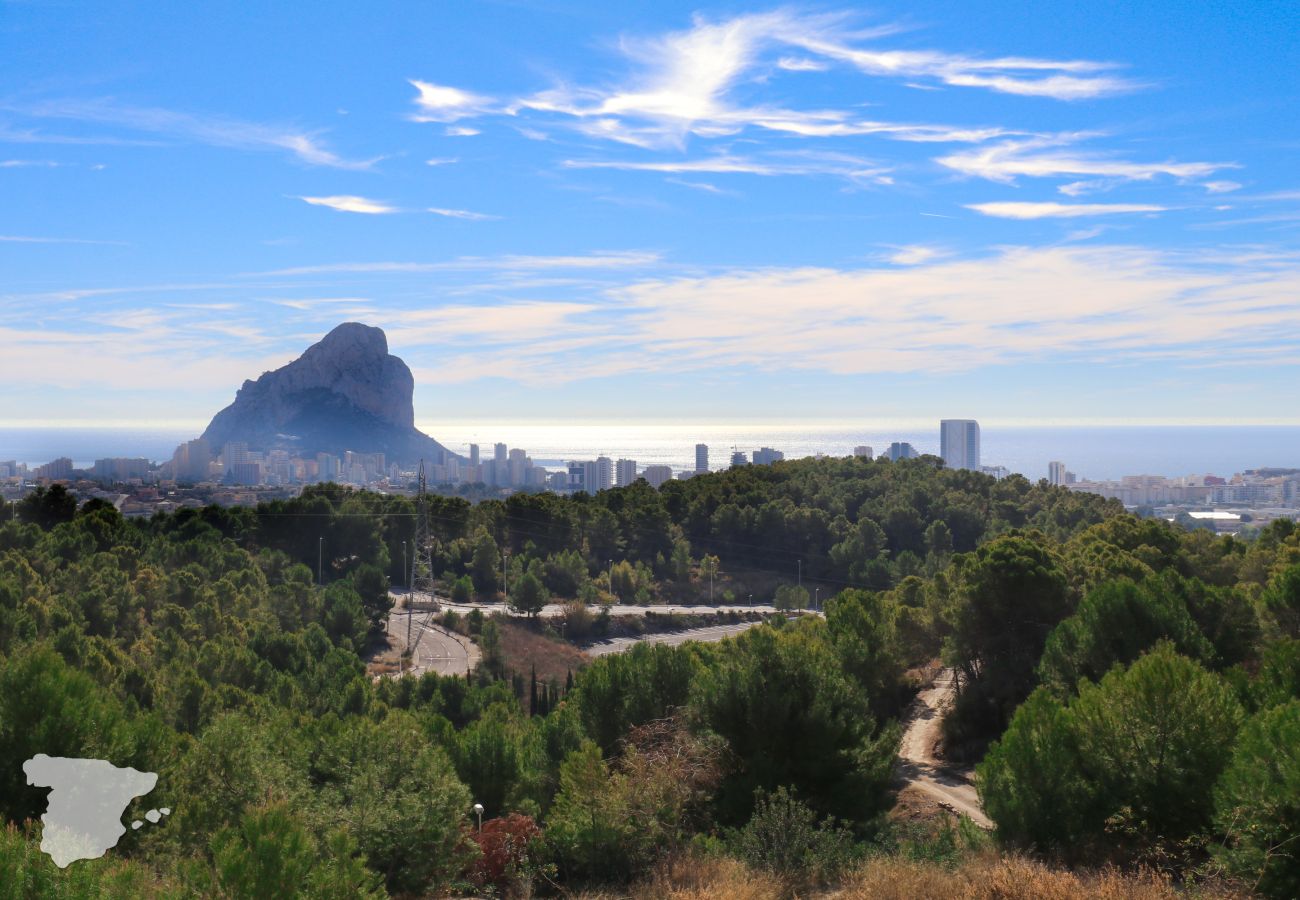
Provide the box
[390,589,814,620]
[583,621,761,656]
[895,669,992,829]
[386,609,480,678]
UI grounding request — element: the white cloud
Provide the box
[1058,178,1120,196]
[1203,180,1242,194]
[401,245,1300,385]
[938,136,1231,184]
[563,152,891,183]
[0,159,60,167]
[777,56,828,72]
[11,99,377,169]
[425,157,459,166]
[665,178,729,194]
[788,32,1135,100]
[966,201,1166,219]
[497,11,1048,151]
[12,247,1300,405]
[259,250,661,277]
[428,207,500,221]
[297,195,398,214]
[446,126,481,137]
[267,297,371,310]
[408,80,495,122]
[885,245,946,265]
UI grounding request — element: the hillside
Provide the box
[2,461,1298,896]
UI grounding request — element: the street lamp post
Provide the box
[473,802,484,833]
[317,537,323,587]
[814,588,820,611]
[502,552,508,607]
[608,559,615,603]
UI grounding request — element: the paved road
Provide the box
[386,610,480,678]
[895,669,992,829]
[391,589,795,619]
[583,621,763,656]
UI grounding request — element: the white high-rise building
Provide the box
[1048,461,1067,485]
[730,450,748,467]
[940,419,981,471]
[753,447,784,465]
[595,456,614,491]
[615,458,638,487]
[508,448,528,486]
[171,438,211,482]
[853,445,874,459]
[695,443,709,474]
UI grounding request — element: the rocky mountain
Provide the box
[200,323,456,466]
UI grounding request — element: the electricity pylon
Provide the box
[405,459,438,674]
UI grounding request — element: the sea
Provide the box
[2,422,1299,483]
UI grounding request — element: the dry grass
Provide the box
[572,855,783,900]
[571,852,1249,900]
[832,854,1244,900]
[498,619,590,685]
[363,630,402,677]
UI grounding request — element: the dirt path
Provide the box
[895,669,993,829]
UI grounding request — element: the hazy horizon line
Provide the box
[4,417,1300,431]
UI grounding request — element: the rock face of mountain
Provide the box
[200,323,455,465]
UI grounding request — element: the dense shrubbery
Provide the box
[2,461,1298,895]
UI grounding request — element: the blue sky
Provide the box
[3,0,1299,427]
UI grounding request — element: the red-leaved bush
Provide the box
[468,813,543,896]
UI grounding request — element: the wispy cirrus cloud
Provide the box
[7,98,377,169]
[938,135,1232,184]
[776,56,828,72]
[884,244,948,265]
[428,207,500,221]
[257,250,661,277]
[297,195,398,214]
[408,80,497,122]
[563,152,891,183]
[267,297,371,310]
[784,20,1136,99]
[1202,181,1242,194]
[412,9,1104,157]
[665,178,732,195]
[966,201,1166,219]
